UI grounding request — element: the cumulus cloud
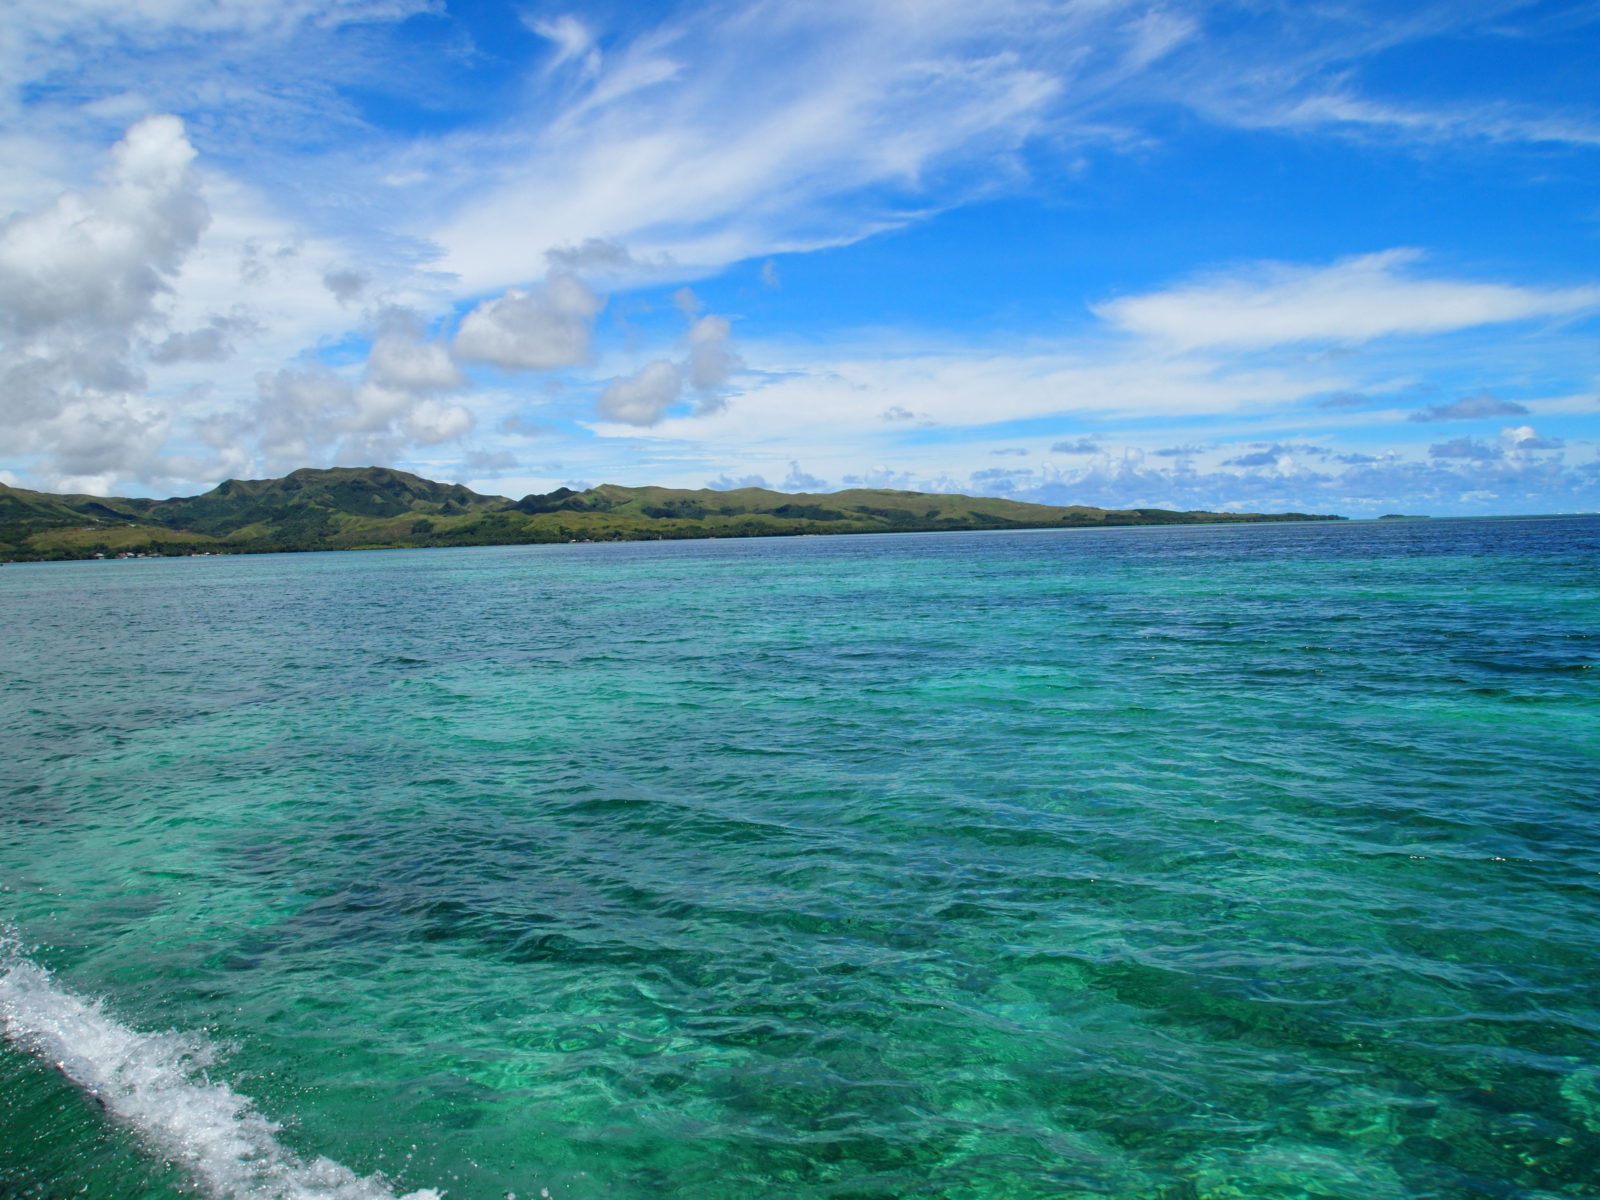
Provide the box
[237,307,474,473]
[592,296,741,426]
[0,114,208,487]
[148,311,260,364]
[781,461,828,491]
[45,402,171,495]
[453,272,603,371]
[841,465,918,489]
[686,313,740,392]
[707,472,769,490]
[399,396,473,444]
[322,269,368,305]
[1501,424,1564,451]
[546,238,673,278]
[1096,249,1600,351]
[0,113,205,352]
[366,307,464,393]
[1408,390,1529,422]
[251,365,358,470]
[597,359,683,426]
[311,306,475,456]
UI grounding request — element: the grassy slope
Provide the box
[0,469,1342,561]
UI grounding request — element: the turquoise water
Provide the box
[2,517,1598,1200]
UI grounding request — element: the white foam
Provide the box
[0,941,440,1200]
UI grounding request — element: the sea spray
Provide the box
[0,939,441,1200]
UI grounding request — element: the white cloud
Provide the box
[453,273,602,371]
[545,237,674,281]
[148,311,259,363]
[400,395,472,444]
[1263,93,1600,149]
[997,446,1596,517]
[781,460,827,491]
[1120,9,1197,72]
[523,13,599,76]
[239,327,474,474]
[1132,0,1600,155]
[596,359,682,426]
[686,313,739,391]
[251,365,357,471]
[1095,250,1600,351]
[7,0,424,40]
[582,295,741,427]
[0,1,435,177]
[0,114,203,341]
[619,342,1347,448]
[428,2,1083,291]
[706,471,769,491]
[366,307,463,393]
[0,114,208,487]
[322,268,368,304]
[1501,424,1563,451]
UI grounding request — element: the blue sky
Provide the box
[1,0,1597,515]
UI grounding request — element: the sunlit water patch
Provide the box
[2,517,1598,1199]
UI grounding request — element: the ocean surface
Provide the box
[2,516,1598,1200]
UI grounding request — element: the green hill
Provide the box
[0,467,1343,561]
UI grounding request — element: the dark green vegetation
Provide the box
[0,466,1342,561]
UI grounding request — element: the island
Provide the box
[1,466,1345,562]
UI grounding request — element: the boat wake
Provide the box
[0,938,440,1200]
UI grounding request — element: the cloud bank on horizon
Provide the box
[0,0,1597,516]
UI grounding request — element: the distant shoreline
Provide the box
[1,510,1350,563]
[1,466,1345,563]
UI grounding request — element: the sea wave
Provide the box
[0,938,439,1200]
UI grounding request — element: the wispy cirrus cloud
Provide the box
[1143,0,1600,150]
[427,2,1086,292]
[1264,93,1600,148]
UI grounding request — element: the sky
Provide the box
[1,0,1598,516]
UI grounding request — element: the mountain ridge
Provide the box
[0,466,1344,561]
